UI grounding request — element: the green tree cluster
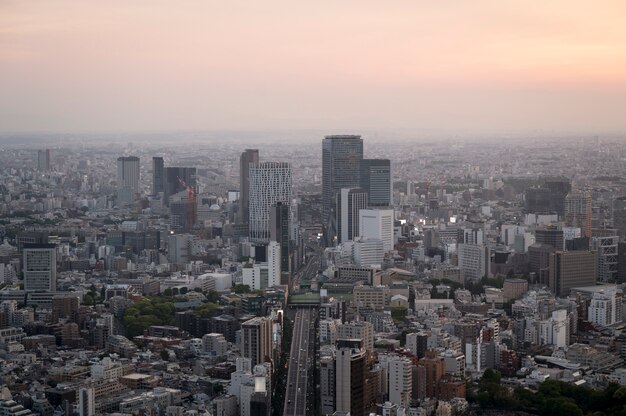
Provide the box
[123,297,176,338]
[470,369,626,416]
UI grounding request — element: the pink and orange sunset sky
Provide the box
[1,1,626,134]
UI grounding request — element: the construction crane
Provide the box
[176,176,197,231]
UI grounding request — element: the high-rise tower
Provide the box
[249,162,292,242]
[152,157,164,195]
[240,149,260,224]
[336,188,368,244]
[322,135,364,244]
[23,243,57,292]
[116,156,140,206]
[565,192,592,238]
[361,159,392,207]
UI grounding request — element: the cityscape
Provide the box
[0,135,625,416]
[2,1,626,416]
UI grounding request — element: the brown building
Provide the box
[549,250,597,297]
[503,278,529,301]
[499,349,521,376]
[52,294,79,323]
[438,375,466,400]
[565,192,592,238]
[420,351,444,399]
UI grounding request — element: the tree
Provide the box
[171,287,179,295]
[83,294,95,306]
[234,284,251,294]
[180,287,188,295]
[163,288,173,297]
[160,350,169,361]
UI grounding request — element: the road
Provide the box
[291,253,320,293]
[283,307,315,416]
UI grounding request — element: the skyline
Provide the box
[2,1,626,134]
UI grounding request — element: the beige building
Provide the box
[503,278,529,300]
[353,285,389,310]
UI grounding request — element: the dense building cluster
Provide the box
[0,135,625,416]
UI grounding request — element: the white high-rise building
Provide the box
[591,233,619,283]
[588,287,617,326]
[266,241,281,287]
[78,388,95,416]
[249,162,292,242]
[23,244,56,291]
[359,208,394,252]
[116,156,140,206]
[352,237,384,267]
[387,356,412,408]
[458,243,491,281]
[337,188,368,244]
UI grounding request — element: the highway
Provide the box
[283,307,315,416]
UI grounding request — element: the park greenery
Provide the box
[470,368,626,416]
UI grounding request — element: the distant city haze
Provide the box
[1,1,626,134]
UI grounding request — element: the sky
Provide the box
[1,1,626,135]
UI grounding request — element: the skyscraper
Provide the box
[270,202,290,275]
[549,250,597,297]
[116,156,140,206]
[535,226,564,250]
[23,243,56,292]
[361,159,392,207]
[249,162,292,242]
[37,149,51,171]
[359,208,394,252]
[240,149,260,224]
[322,135,364,243]
[152,157,164,195]
[240,317,273,367]
[565,191,592,238]
[163,167,196,205]
[335,347,366,416]
[337,188,368,244]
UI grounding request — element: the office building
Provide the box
[23,244,56,292]
[248,162,292,242]
[164,167,196,205]
[457,244,491,281]
[337,188,368,244]
[565,192,592,238]
[240,317,272,367]
[335,347,366,416]
[387,356,412,408]
[78,388,95,416]
[116,156,140,205]
[591,231,619,283]
[152,157,164,195]
[361,159,391,207]
[535,226,564,250]
[359,208,394,252]
[240,149,260,224]
[320,355,336,415]
[269,202,290,275]
[549,251,597,297]
[37,149,51,171]
[337,321,374,353]
[352,237,384,267]
[322,135,364,243]
[420,352,444,399]
[406,332,428,359]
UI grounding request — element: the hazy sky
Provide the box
[1,1,626,134]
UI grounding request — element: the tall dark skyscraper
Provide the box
[240,149,260,224]
[152,157,164,195]
[361,158,391,207]
[116,156,140,206]
[270,202,290,275]
[164,167,197,206]
[37,149,52,171]
[322,135,363,243]
[336,188,368,244]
